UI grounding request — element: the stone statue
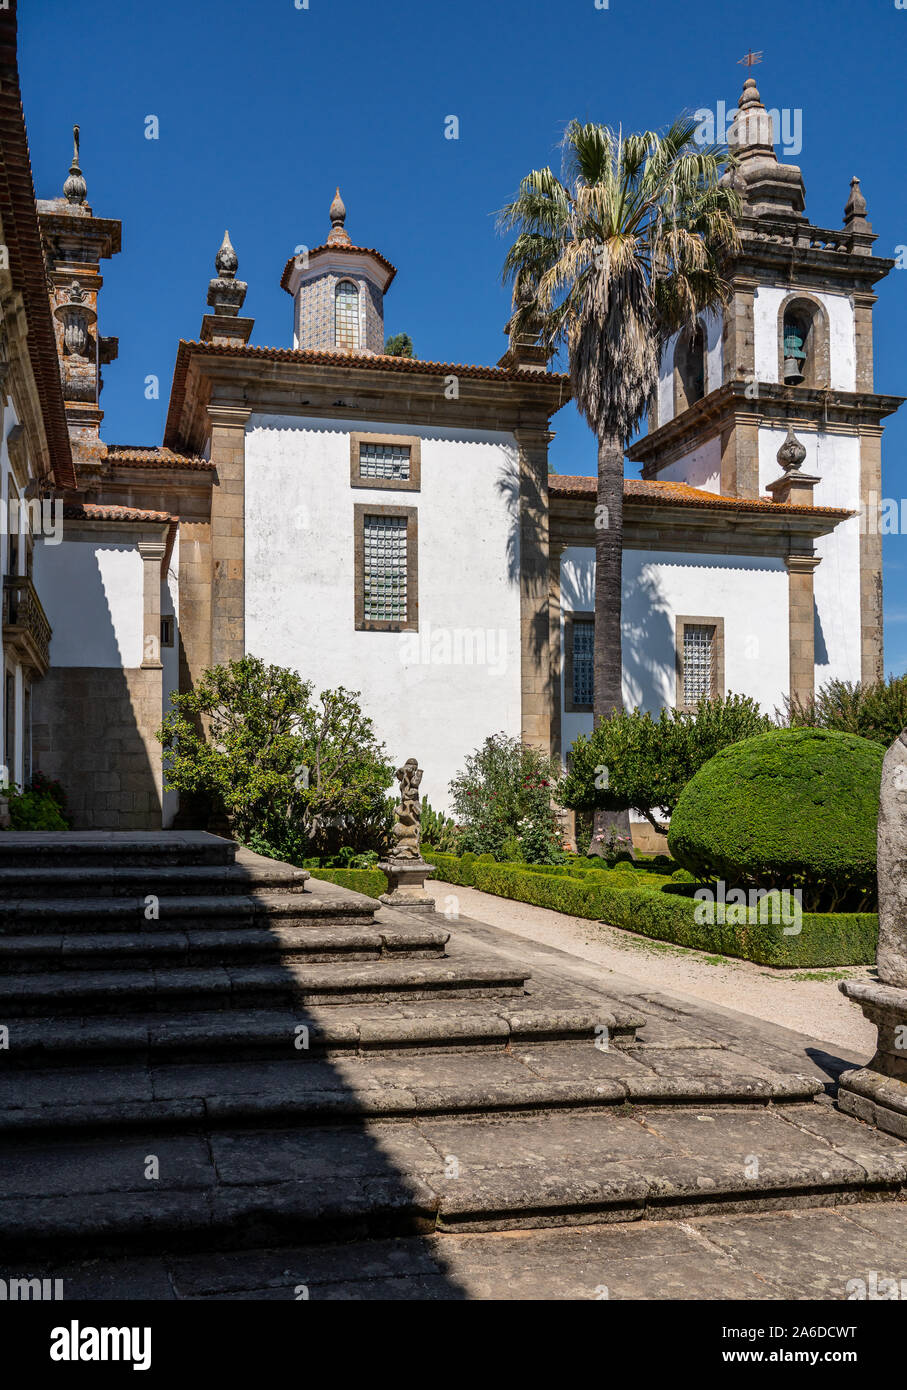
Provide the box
[839,728,907,1137]
[379,756,435,911]
[390,757,423,860]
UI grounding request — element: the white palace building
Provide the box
[0,16,900,839]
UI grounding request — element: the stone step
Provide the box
[0,955,529,1017]
[2,999,643,1065]
[0,1103,901,1258]
[0,922,450,972]
[0,1050,822,1135]
[0,830,238,869]
[0,892,378,935]
[0,863,310,900]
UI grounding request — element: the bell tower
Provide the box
[37,126,121,489]
[630,74,903,687]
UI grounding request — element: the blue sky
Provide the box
[21,0,907,670]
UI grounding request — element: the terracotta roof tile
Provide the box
[63,502,173,523]
[549,474,852,518]
[279,241,397,293]
[105,444,213,471]
[0,4,76,489]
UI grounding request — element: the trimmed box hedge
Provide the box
[306,867,387,899]
[427,854,876,968]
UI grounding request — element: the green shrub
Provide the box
[4,786,69,831]
[306,867,387,899]
[670,868,696,884]
[564,694,773,837]
[449,732,565,862]
[421,800,460,854]
[784,674,907,748]
[158,655,394,859]
[668,728,882,911]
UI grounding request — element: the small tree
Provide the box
[157,655,394,859]
[384,332,414,358]
[449,732,565,863]
[563,694,772,838]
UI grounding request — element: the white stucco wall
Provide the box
[559,546,789,755]
[653,436,722,493]
[35,541,145,669]
[753,285,856,390]
[757,424,862,685]
[244,414,523,814]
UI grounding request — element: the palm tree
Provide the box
[500,117,741,854]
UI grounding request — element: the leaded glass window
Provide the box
[363,514,407,623]
[683,624,714,705]
[360,441,411,481]
[335,279,360,351]
[572,620,594,707]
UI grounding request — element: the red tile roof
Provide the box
[63,502,173,523]
[279,242,397,293]
[105,445,213,471]
[549,474,852,518]
[0,3,76,490]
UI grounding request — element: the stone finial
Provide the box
[777,426,807,472]
[729,78,774,156]
[206,229,247,317]
[844,176,872,233]
[62,124,87,206]
[214,229,238,279]
[327,187,352,247]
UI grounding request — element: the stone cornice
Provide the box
[164,340,571,454]
[629,381,905,473]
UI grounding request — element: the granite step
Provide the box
[0,955,529,1017]
[0,863,311,900]
[0,1103,901,1257]
[0,830,238,869]
[0,890,378,934]
[0,922,450,972]
[0,1048,823,1135]
[1,999,644,1065]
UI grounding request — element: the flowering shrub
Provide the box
[449,733,565,864]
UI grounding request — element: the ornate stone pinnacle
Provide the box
[206,229,247,317]
[214,229,238,280]
[844,175,871,232]
[62,124,87,206]
[777,426,807,472]
[327,187,351,247]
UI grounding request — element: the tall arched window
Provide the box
[673,322,706,414]
[334,279,360,351]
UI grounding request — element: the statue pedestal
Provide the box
[378,856,436,912]
[838,979,907,1140]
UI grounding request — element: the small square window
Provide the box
[350,433,421,491]
[676,617,724,710]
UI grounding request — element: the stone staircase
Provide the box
[0,831,903,1277]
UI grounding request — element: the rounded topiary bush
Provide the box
[667,727,883,910]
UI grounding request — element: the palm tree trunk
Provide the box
[589,431,634,858]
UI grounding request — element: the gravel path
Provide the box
[425,880,876,1058]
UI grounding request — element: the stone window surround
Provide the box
[563,609,594,713]
[349,432,421,491]
[675,614,725,710]
[776,291,831,389]
[353,502,419,632]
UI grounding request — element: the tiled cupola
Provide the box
[280,190,396,354]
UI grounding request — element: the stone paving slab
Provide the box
[26,1201,907,1299]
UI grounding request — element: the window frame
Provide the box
[350,432,421,492]
[334,277,361,352]
[354,503,419,632]
[564,609,595,713]
[675,615,725,711]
